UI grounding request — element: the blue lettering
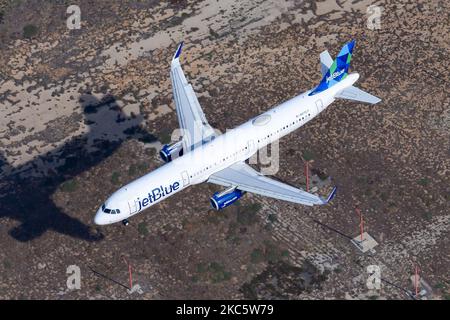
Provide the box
[135,181,181,209]
[164,185,173,194]
[152,188,162,201]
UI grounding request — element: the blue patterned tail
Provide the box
[309,40,355,96]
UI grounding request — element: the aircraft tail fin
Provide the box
[309,40,355,96]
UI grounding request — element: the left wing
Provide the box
[208,162,337,206]
[170,42,216,152]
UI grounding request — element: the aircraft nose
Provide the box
[94,209,108,225]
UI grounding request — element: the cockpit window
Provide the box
[101,204,120,214]
[101,202,121,214]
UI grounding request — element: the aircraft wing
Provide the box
[208,162,337,206]
[170,42,216,152]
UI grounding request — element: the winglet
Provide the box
[173,41,184,61]
[321,186,337,204]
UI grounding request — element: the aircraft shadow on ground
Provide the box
[0,93,156,242]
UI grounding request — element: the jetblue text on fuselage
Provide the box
[136,181,180,212]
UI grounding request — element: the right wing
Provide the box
[170,42,216,152]
[208,162,337,206]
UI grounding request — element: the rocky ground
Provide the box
[0,0,448,299]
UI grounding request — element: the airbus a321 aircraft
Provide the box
[94,40,380,226]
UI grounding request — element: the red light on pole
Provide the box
[356,207,364,241]
[305,161,309,192]
[415,265,419,297]
[128,263,133,290]
[123,257,133,290]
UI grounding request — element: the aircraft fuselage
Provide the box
[94,73,359,225]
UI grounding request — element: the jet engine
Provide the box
[210,187,244,210]
[159,141,183,163]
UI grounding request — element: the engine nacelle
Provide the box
[210,188,244,210]
[159,141,183,163]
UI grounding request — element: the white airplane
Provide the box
[94,40,380,226]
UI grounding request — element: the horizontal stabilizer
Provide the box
[320,50,333,76]
[336,85,381,104]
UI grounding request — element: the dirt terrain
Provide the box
[0,0,448,299]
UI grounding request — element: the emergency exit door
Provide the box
[181,170,190,186]
[316,99,324,113]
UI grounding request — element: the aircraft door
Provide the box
[128,199,139,215]
[181,170,190,187]
[315,99,324,113]
[247,140,255,155]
